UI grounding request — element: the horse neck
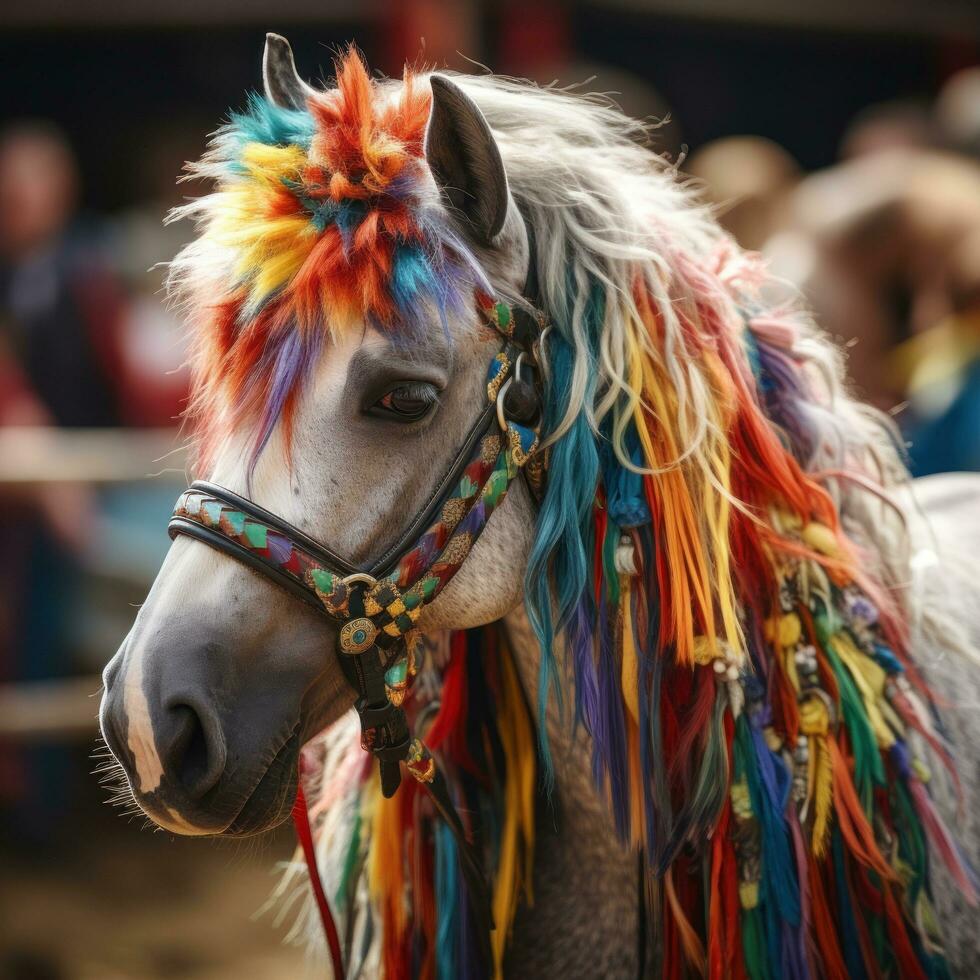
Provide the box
[501,604,643,975]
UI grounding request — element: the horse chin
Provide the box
[222,728,302,838]
[133,728,303,839]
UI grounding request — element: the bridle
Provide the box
[167,290,548,974]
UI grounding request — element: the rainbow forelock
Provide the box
[178,49,490,467]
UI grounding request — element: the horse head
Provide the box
[100,37,535,836]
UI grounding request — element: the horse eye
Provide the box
[371,382,440,422]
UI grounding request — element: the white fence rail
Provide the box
[1,427,187,740]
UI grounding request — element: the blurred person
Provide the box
[0,122,126,427]
[893,222,980,474]
[936,65,980,159]
[839,98,938,159]
[772,147,980,473]
[687,136,801,250]
[109,122,198,427]
[0,123,110,844]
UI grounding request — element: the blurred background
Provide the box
[1,1,978,977]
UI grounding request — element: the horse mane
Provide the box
[457,72,977,975]
[173,50,976,978]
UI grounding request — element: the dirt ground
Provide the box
[0,745,309,980]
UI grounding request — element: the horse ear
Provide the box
[425,75,509,244]
[263,33,316,111]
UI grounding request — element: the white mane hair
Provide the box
[454,73,892,463]
[458,75,980,776]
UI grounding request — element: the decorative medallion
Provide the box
[340,617,378,654]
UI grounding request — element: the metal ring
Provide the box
[342,572,379,589]
[496,376,513,431]
[496,351,529,431]
[531,326,552,382]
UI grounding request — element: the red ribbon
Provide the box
[292,784,345,978]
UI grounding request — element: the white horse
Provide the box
[101,35,980,978]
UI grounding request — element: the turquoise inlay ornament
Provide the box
[384,658,409,706]
[222,510,246,535]
[340,617,378,654]
[244,523,268,549]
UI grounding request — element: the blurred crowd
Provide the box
[688,65,980,474]
[0,122,189,832]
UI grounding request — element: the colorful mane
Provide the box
[174,51,976,979]
[170,50,488,468]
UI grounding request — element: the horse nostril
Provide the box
[164,703,227,801]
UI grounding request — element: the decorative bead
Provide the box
[502,378,540,424]
[846,590,879,625]
[384,658,410,707]
[802,522,840,558]
[778,582,797,613]
[405,738,436,784]
[727,680,745,719]
[739,881,759,909]
[713,658,727,674]
[615,535,637,576]
[776,509,803,532]
[692,635,719,665]
[778,612,802,648]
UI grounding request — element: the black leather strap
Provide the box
[367,401,496,576]
[188,480,361,576]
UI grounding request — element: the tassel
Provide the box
[807,853,849,979]
[620,572,640,722]
[663,682,729,869]
[826,739,893,880]
[881,885,928,980]
[666,865,707,976]
[907,777,978,903]
[491,633,537,977]
[435,821,460,980]
[739,714,801,926]
[798,696,833,857]
[708,800,742,980]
